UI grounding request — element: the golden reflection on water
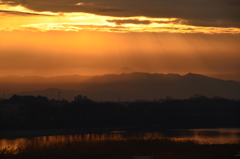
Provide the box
[1,129,240,149]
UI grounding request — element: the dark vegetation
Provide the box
[0,95,240,130]
[0,139,239,159]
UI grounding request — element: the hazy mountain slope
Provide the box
[0,75,91,83]
[0,75,91,95]
[115,67,135,74]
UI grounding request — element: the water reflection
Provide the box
[1,129,240,149]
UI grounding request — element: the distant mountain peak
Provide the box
[115,67,135,74]
[185,72,196,76]
[184,72,207,78]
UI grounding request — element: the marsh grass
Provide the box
[0,139,239,159]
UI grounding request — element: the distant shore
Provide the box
[0,126,161,138]
[0,127,118,139]
[1,127,240,139]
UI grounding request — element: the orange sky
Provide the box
[0,1,240,81]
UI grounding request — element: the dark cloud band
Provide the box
[0,10,53,16]
[1,0,240,28]
[106,19,152,25]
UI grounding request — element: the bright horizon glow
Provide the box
[0,30,240,81]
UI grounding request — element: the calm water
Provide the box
[1,128,240,149]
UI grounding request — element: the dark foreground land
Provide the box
[1,95,240,131]
[1,139,239,159]
[1,95,239,158]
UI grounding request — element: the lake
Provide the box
[1,128,240,149]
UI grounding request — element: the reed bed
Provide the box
[0,139,239,159]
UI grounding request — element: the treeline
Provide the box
[0,95,240,130]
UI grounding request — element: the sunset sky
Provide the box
[0,0,240,81]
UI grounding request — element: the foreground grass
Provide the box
[0,139,239,159]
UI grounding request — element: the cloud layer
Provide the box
[0,10,53,16]
[1,0,240,28]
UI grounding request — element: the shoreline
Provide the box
[0,127,115,139]
[1,127,240,139]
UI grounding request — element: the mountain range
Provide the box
[0,70,240,101]
[77,72,240,101]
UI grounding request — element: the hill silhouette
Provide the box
[18,88,79,101]
[2,72,240,101]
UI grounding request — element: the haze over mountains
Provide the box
[114,67,135,74]
[0,68,240,101]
